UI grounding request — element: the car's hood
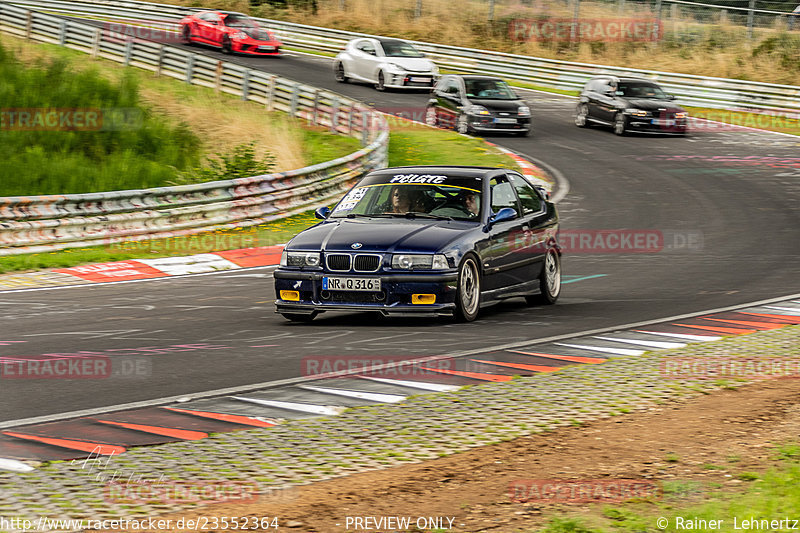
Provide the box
[384,57,435,73]
[470,98,524,113]
[624,98,685,112]
[288,218,470,254]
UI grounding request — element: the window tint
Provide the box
[360,42,376,55]
[509,174,543,214]
[490,177,520,216]
[198,12,218,22]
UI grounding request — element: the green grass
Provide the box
[388,128,520,168]
[533,441,800,533]
[0,42,201,196]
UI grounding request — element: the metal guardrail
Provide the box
[9,0,800,115]
[0,2,389,256]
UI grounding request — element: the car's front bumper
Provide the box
[383,72,437,89]
[233,40,281,55]
[625,116,688,133]
[274,269,459,317]
[467,115,531,133]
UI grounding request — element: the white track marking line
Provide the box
[298,385,406,403]
[0,458,35,472]
[634,331,721,342]
[230,396,344,416]
[592,336,686,349]
[356,376,460,392]
[554,343,645,356]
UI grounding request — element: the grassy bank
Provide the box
[0,34,362,196]
[0,41,201,196]
[537,442,800,533]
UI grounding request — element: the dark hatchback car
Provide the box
[575,76,688,135]
[274,166,560,323]
[426,75,532,136]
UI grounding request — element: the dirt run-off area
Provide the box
[125,379,800,532]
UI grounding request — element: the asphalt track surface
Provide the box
[1,40,798,423]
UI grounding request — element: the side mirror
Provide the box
[534,185,551,201]
[489,207,517,226]
[314,206,331,220]
[667,94,676,100]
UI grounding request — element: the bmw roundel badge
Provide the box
[351,242,363,249]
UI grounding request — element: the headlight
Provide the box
[232,31,248,40]
[625,108,649,117]
[430,64,439,75]
[386,63,405,72]
[392,254,448,270]
[469,105,491,116]
[674,112,688,119]
[281,251,321,267]
[518,106,531,117]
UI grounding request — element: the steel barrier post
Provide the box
[215,60,223,93]
[185,53,194,83]
[267,75,276,111]
[91,27,101,58]
[242,70,251,101]
[123,38,133,66]
[58,19,67,46]
[312,89,320,125]
[290,83,299,117]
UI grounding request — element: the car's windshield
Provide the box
[330,173,483,221]
[224,14,258,28]
[464,79,517,100]
[617,82,667,99]
[380,40,424,58]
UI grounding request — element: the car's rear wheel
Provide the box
[221,36,233,54]
[455,255,480,322]
[575,103,589,127]
[613,112,627,136]
[281,312,318,323]
[375,71,385,91]
[425,105,438,127]
[335,62,348,83]
[525,248,561,306]
[180,25,192,45]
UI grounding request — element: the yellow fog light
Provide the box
[280,290,300,301]
[412,294,436,304]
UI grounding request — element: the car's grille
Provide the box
[353,254,381,272]
[326,254,351,272]
[325,291,386,303]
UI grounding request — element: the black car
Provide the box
[425,75,532,136]
[274,166,560,322]
[575,76,688,135]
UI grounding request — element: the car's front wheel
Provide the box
[425,105,438,127]
[455,255,481,322]
[575,103,589,127]
[456,113,470,135]
[375,71,385,91]
[180,25,192,45]
[221,36,233,54]
[281,312,318,323]
[526,248,561,306]
[613,112,627,136]
[334,62,348,83]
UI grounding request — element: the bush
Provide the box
[0,43,202,195]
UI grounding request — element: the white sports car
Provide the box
[334,38,439,91]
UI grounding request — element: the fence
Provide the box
[9,0,799,116]
[0,2,389,256]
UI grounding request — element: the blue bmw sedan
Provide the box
[274,166,560,322]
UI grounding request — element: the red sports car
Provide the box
[179,11,281,56]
